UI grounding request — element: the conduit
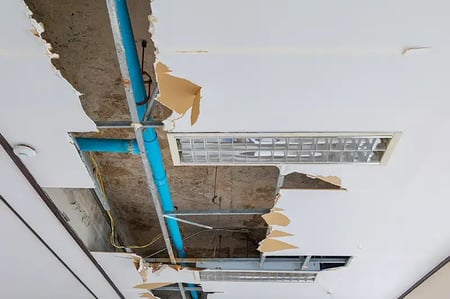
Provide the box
[78,0,198,298]
[76,138,139,155]
[103,0,188,259]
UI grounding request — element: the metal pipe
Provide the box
[133,129,177,264]
[76,137,139,155]
[166,208,270,217]
[141,129,187,257]
[95,120,164,129]
[301,256,312,270]
[177,283,187,299]
[104,1,197,298]
[163,214,213,230]
[146,257,350,264]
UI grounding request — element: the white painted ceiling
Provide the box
[1,0,449,298]
[0,198,94,299]
[0,1,123,298]
[152,1,450,298]
[0,145,122,298]
[405,260,450,299]
[0,1,96,188]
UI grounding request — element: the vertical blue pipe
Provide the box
[115,0,147,120]
[114,0,187,257]
[114,1,197,297]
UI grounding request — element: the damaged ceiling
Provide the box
[25,0,336,260]
[5,0,450,298]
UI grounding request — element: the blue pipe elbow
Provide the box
[76,137,139,155]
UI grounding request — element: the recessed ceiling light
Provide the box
[13,144,37,158]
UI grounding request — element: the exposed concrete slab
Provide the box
[45,188,112,251]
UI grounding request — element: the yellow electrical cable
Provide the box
[89,153,162,249]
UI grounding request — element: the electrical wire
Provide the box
[211,166,218,204]
[89,153,162,249]
[106,210,161,249]
[144,227,252,259]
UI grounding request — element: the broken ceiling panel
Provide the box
[93,252,159,299]
[6,0,450,298]
[155,62,202,125]
[261,211,290,227]
[282,172,342,190]
[267,230,293,238]
[134,282,172,290]
[257,238,299,253]
[307,175,342,189]
[0,1,96,187]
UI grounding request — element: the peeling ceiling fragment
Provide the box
[262,211,290,227]
[155,62,202,125]
[306,175,343,188]
[134,282,172,290]
[133,255,148,282]
[257,238,299,253]
[267,230,294,238]
[257,192,299,253]
[93,252,160,299]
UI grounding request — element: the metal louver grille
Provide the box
[199,270,317,283]
[168,133,397,165]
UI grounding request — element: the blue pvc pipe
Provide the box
[142,129,186,258]
[113,1,198,298]
[114,0,147,120]
[76,137,139,155]
[113,0,187,256]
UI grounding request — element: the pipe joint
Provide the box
[76,137,139,155]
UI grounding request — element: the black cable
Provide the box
[136,40,152,106]
[140,40,146,72]
[211,166,218,204]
